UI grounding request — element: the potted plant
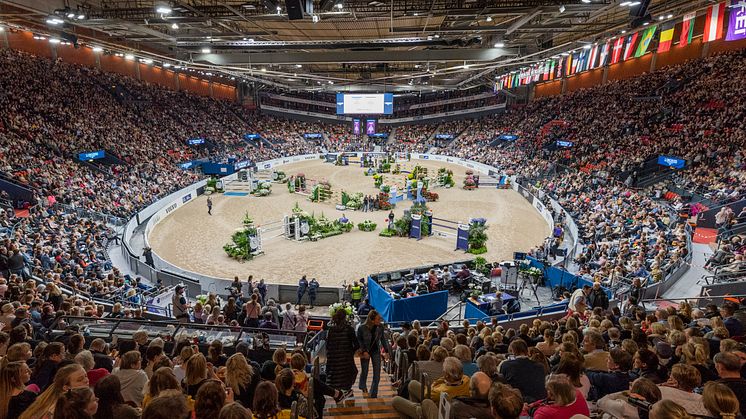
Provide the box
[358,220,377,232]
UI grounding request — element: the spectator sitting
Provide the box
[497,340,547,403]
[528,374,590,419]
[713,351,746,413]
[657,364,708,417]
[392,357,471,418]
[587,347,634,401]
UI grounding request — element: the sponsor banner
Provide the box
[78,150,105,161]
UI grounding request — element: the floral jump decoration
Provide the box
[223,212,261,261]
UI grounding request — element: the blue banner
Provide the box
[657,155,686,169]
[409,214,422,239]
[456,225,470,251]
[497,134,519,141]
[303,133,323,139]
[435,134,454,140]
[187,138,205,145]
[383,93,394,115]
[243,134,261,140]
[78,150,105,161]
[234,160,250,170]
[556,140,574,147]
[369,133,389,138]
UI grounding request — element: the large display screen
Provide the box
[366,119,377,135]
[657,155,686,169]
[78,150,105,161]
[352,118,361,135]
[336,93,394,114]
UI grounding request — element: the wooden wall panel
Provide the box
[55,44,96,67]
[99,54,137,79]
[140,64,176,90]
[607,54,653,82]
[708,37,746,54]
[566,68,604,93]
[656,39,703,69]
[534,80,562,98]
[6,30,52,58]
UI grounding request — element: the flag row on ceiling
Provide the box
[495,1,744,91]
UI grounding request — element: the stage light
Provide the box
[92,46,103,52]
[295,64,302,68]
[67,12,75,18]
[335,3,343,9]
[49,38,61,44]
[261,67,267,72]
[171,23,179,29]
[559,5,566,13]
[581,0,591,3]
[621,29,627,33]
[163,63,171,67]
[144,58,153,64]
[46,17,64,25]
[667,14,673,18]
[485,16,493,22]
[620,1,631,6]
[658,16,664,20]
[156,4,172,14]
[583,44,592,49]
[201,47,211,53]
[494,42,505,47]
[125,54,134,60]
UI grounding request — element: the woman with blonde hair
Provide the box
[650,400,693,419]
[0,361,35,419]
[702,382,739,419]
[536,328,558,357]
[20,363,89,419]
[679,341,718,383]
[225,353,259,409]
[183,352,210,397]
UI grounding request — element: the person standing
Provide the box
[207,197,213,215]
[363,195,369,213]
[356,310,391,398]
[308,278,319,309]
[257,279,267,306]
[388,210,395,230]
[325,306,359,397]
[297,275,308,306]
[351,281,362,308]
[172,285,189,323]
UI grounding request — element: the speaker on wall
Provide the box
[285,0,303,20]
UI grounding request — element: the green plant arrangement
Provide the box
[379,228,396,237]
[392,163,401,174]
[473,256,491,276]
[372,174,383,188]
[467,220,488,254]
[329,302,355,322]
[272,171,287,183]
[380,162,391,173]
[341,191,363,210]
[437,168,455,188]
[291,204,352,241]
[358,220,377,232]
[310,181,332,202]
[252,181,271,196]
[223,212,260,261]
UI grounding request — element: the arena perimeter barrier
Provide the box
[118,151,690,307]
[367,275,449,323]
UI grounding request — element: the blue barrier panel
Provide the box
[389,290,448,323]
[465,300,490,322]
[410,214,422,239]
[201,162,235,176]
[367,277,394,322]
[526,257,612,299]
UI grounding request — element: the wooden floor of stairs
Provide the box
[323,357,399,418]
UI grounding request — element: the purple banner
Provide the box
[727,1,746,41]
[366,119,376,135]
[353,119,361,135]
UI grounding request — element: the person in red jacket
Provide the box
[529,374,590,419]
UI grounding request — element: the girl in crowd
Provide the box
[225,353,259,410]
[20,364,89,419]
[52,387,98,419]
[0,361,36,419]
[93,375,138,419]
[194,380,230,419]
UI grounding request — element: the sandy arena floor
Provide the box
[148,159,550,286]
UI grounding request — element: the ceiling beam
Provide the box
[198,47,518,65]
[505,7,542,35]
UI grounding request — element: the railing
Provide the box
[701,261,746,285]
[53,202,127,226]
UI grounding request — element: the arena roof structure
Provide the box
[0,0,707,91]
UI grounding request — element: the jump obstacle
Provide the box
[477,174,511,189]
[409,210,470,251]
[252,215,311,254]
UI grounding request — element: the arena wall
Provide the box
[1,29,236,100]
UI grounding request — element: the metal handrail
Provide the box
[639,294,746,304]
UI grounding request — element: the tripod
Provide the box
[518,272,542,306]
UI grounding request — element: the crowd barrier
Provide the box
[367,276,449,323]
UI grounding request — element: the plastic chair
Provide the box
[438,392,452,419]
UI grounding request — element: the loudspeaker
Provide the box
[285,0,303,20]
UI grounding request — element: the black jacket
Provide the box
[92,350,114,372]
[325,323,360,390]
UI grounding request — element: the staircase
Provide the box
[387,127,398,145]
[323,357,399,418]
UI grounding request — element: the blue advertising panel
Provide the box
[78,150,105,161]
[369,133,389,138]
[303,133,323,139]
[336,93,344,114]
[497,134,519,141]
[556,140,574,147]
[187,138,205,145]
[243,134,261,140]
[234,160,250,170]
[435,134,454,140]
[366,119,377,135]
[657,155,686,169]
[352,118,361,135]
[383,93,394,115]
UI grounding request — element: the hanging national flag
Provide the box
[542,61,550,80]
[658,24,675,52]
[704,2,726,42]
[598,41,611,67]
[588,45,599,69]
[565,54,573,76]
[635,25,657,57]
[623,32,639,60]
[727,0,746,41]
[680,12,696,47]
[611,37,625,64]
[534,64,541,82]
[577,50,587,72]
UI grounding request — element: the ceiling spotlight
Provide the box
[201,47,211,53]
[46,17,63,25]
[427,35,433,40]
[582,44,592,49]
[92,46,103,52]
[77,14,85,19]
[621,29,627,33]
[125,54,134,60]
[312,14,320,22]
[434,34,440,38]
[643,21,649,25]
[494,42,505,47]
[559,4,566,13]
[485,16,493,22]
[329,80,334,84]
[667,13,673,18]
[49,38,61,44]
[581,0,591,3]
[156,5,172,14]
[67,12,75,18]
[620,1,630,6]
[561,52,569,56]
[163,63,171,67]
[295,64,302,68]
[335,3,343,9]
[144,58,153,64]
[0,27,4,32]
[261,67,266,72]
[658,16,664,20]
[171,23,179,29]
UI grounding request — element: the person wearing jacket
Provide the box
[112,351,148,407]
[356,309,391,398]
[296,276,308,306]
[308,278,319,308]
[323,305,358,402]
[422,371,492,419]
